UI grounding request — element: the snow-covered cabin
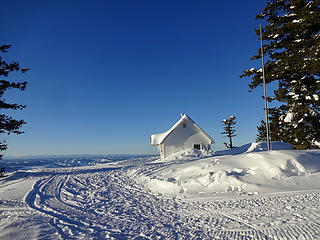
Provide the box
[150,114,214,161]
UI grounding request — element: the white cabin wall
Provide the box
[184,132,211,150]
[163,119,211,158]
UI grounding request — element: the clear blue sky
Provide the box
[2,0,269,156]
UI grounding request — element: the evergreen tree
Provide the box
[256,120,267,142]
[257,106,293,143]
[221,116,237,149]
[0,44,29,159]
[241,0,320,149]
[268,106,291,142]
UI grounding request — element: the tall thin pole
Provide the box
[260,24,271,151]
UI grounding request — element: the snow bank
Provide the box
[134,144,320,198]
[215,141,291,156]
[163,148,213,161]
[155,142,291,162]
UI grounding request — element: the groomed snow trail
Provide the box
[1,164,320,239]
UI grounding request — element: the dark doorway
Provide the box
[194,144,200,150]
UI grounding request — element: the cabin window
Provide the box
[194,144,200,150]
[182,123,186,128]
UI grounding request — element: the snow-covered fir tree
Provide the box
[221,116,237,149]
[256,109,289,143]
[241,0,320,149]
[268,106,292,142]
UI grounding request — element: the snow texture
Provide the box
[1,144,320,239]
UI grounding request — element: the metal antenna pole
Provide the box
[260,24,271,151]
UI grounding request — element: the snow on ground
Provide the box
[135,150,320,197]
[1,143,320,239]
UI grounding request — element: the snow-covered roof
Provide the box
[150,114,214,146]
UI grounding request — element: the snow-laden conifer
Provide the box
[221,116,237,149]
[241,0,320,149]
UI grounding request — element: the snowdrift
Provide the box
[215,141,292,156]
[162,148,213,161]
[134,143,320,198]
[160,141,292,162]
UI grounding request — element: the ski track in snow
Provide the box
[1,163,320,239]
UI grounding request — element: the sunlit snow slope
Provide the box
[134,143,320,197]
[0,144,320,239]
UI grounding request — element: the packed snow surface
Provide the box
[1,143,320,239]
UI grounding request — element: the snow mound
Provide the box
[215,141,291,156]
[157,142,292,162]
[134,148,320,198]
[162,148,213,161]
[156,142,291,163]
[246,141,292,152]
